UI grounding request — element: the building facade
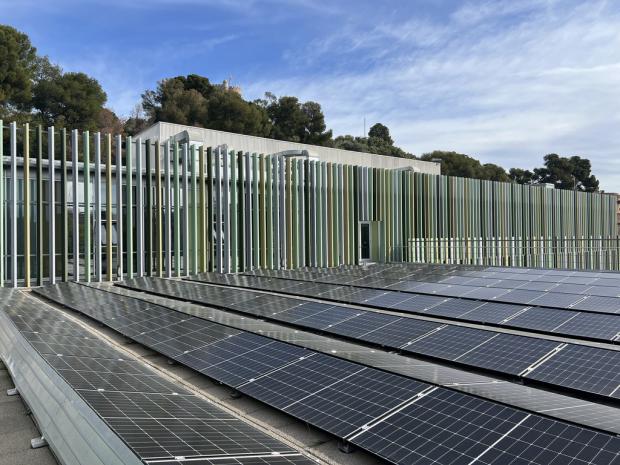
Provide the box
[0,120,618,287]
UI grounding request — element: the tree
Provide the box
[123,104,149,136]
[532,154,599,192]
[259,94,332,144]
[0,25,38,116]
[207,89,272,136]
[96,107,124,134]
[334,122,413,158]
[301,101,332,145]
[142,75,272,137]
[368,123,393,145]
[481,163,510,182]
[509,168,535,184]
[420,151,486,178]
[33,72,107,130]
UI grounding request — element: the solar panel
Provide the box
[155,456,317,465]
[272,302,334,323]
[503,307,574,332]
[402,325,496,360]
[461,287,510,300]
[570,295,620,314]
[291,306,359,330]
[455,334,562,375]
[351,388,528,465]
[102,412,295,460]
[176,332,309,387]
[528,292,585,308]
[473,415,620,465]
[240,353,429,437]
[422,298,484,318]
[553,313,620,341]
[238,354,362,409]
[363,292,411,307]
[21,331,127,359]
[459,302,525,324]
[6,292,313,465]
[390,294,446,312]
[361,318,443,347]
[321,311,397,338]
[526,345,620,398]
[284,368,429,437]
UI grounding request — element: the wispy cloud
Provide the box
[247,0,620,190]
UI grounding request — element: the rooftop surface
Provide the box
[1,263,619,465]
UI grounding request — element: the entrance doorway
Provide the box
[359,222,371,262]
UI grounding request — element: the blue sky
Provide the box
[3,0,620,190]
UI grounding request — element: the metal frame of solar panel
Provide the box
[2,290,313,465]
[121,277,620,403]
[29,282,620,465]
[223,272,620,343]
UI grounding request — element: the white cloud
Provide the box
[245,0,620,191]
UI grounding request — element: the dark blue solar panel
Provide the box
[526,345,620,398]
[456,334,562,375]
[553,313,620,341]
[403,325,497,360]
[322,311,397,338]
[504,308,574,332]
[362,318,443,347]
[461,302,525,324]
[352,388,528,465]
[475,415,620,465]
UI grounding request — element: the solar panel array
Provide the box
[32,282,620,465]
[252,264,620,314]
[207,271,620,343]
[172,275,620,401]
[2,290,313,465]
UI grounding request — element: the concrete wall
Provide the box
[135,122,441,174]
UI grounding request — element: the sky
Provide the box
[2,0,620,190]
